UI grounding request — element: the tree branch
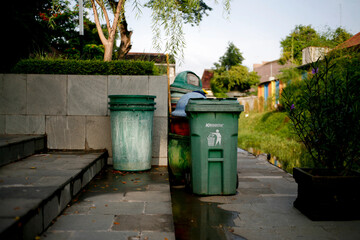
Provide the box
[118,11,133,58]
[111,0,124,38]
[94,0,111,33]
[90,0,108,45]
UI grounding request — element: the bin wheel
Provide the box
[236,173,239,189]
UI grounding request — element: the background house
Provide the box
[298,32,360,76]
[254,60,292,107]
[201,69,215,97]
[333,32,360,51]
[302,47,331,65]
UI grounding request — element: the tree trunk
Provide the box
[118,14,133,59]
[103,42,113,61]
[90,0,123,62]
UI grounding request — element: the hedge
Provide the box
[11,59,159,75]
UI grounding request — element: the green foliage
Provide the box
[277,67,305,108]
[212,65,260,92]
[146,0,212,26]
[215,42,244,70]
[64,48,81,59]
[281,52,360,174]
[279,25,352,65]
[238,111,313,173]
[277,67,303,83]
[82,44,105,60]
[38,0,78,52]
[210,80,228,98]
[1,0,105,72]
[321,26,353,48]
[211,42,259,96]
[11,59,158,75]
[34,0,102,55]
[153,65,168,75]
[41,1,102,55]
[148,0,231,60]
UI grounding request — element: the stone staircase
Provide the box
[0,135,108,240]
[0,135,46,167]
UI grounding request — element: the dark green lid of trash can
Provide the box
[108,95,156,111]
[185,98,244,113]
[108,95,156,104]
[171,71,203,91]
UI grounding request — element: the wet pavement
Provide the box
[41,167,175,240]
[171,149,360,240]
[171,187,244,240]
[232,150,360,239]
[39,149,360,240]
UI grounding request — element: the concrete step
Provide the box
[0,135,46,167]
[0,150,108,240]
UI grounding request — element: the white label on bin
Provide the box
[207,129,222,147]
[205,123,224,128]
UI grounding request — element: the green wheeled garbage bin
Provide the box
[185,98,243,195]
[108,95,156,171]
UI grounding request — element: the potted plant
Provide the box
[281,51,360,220]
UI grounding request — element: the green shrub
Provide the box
[153,65,167,75]
[282,52,360,174]
[64,48,81,59]
[210,80,228,98]
[82,44,104,60]
[11,59,158,75]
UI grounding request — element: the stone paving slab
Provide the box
[198,149,360,240]
[41,167,176,240]
[0,134,46,166]
[0,151,108,240]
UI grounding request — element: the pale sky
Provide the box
[117,0,360,78]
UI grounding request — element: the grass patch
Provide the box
[238,111,313,173]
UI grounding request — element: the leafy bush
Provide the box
[211,65,260,93]
[278,67,305,109]
[11,59,158,75]
[281,52,360,174]
[82,44,104,60]
[63,48,81,59]
[210,80,228,98]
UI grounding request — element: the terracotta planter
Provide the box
[293,167,360,221]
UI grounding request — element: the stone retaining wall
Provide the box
[0,74,168,166]
[237,96,258,112]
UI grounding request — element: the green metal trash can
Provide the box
[108,95,156,171]
[185,98,243,195]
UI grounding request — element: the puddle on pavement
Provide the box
[171,186,246,240]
